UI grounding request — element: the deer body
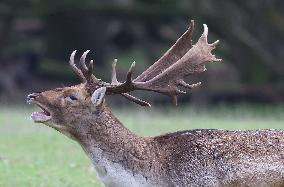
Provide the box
[27,21,284,186]
[52,102,284,187]
[155,129,284,187]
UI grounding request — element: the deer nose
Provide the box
[27,92,40,103]
[27,92,40,99]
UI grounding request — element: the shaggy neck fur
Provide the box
[67,105,168,187]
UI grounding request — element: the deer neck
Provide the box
[69,106,142,160]
[67,105,157,186]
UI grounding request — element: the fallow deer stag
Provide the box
[27,21,284,187]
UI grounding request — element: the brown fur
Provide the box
[28,83,284,186]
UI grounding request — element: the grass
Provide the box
[0,104,283,187]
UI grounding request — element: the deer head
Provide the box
[27,20,220,134]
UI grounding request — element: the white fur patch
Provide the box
[86,147,155,187]
[94,159,154,187]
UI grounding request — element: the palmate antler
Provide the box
[69,20,221,106]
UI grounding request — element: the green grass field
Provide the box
[0,104,283,187]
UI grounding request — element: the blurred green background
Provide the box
[0,0,283,186]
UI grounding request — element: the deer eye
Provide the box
[65,95,77,102]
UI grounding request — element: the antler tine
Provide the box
[199,24,208,43]
[80,50,90,74]
[111,59,119,85]
[210,40,220,48]
[88,60,94,77]
[69,50,87,83]
[126,61,136,84]
[121,93,151,107]
[178,81,202,89]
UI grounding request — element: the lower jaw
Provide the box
[33,119,51,123]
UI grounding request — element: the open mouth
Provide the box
[31,103,52,123]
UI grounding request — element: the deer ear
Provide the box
[91,87,106,107]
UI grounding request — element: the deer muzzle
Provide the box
[27,92,40,103]
[27,92,52,123]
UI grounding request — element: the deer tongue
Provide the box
[31,111,51,122]
[31,105,51,123]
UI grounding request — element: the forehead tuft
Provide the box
[44,83,87,96]
[66,83,91,96]
[70,83,88,92]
